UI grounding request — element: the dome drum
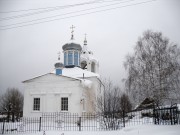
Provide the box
[63,43,82,67]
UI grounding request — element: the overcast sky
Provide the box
[0,0,180,94]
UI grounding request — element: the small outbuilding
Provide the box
[135,98,154,111]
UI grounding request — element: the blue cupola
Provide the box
[54,52,63,75]
[62,25,82,67]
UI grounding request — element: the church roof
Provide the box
[52,67,99,78]
[62,42,82,51]
[22,73,82,83]
[22,70,95,89]
[23,67,99,83]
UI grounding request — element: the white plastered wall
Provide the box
[23,74,84,117]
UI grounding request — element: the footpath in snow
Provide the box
[23,125,180,135]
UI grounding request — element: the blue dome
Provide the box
[54,62,64,68]
[63,42,82,67]
[62,43,82,51]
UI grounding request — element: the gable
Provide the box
[22,73,80,83]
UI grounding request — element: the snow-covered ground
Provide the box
[15,125,180,135]
[2,106,180,134]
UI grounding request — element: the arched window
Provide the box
[91,62,95,73]
[81,61,87,69]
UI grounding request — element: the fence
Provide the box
[154,105,179,125]
[0,106,179,134]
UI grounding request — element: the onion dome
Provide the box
[62,25,82,67]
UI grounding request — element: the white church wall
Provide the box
[82,77,99,113]
[85,77,103,113]
[23,74,84,117]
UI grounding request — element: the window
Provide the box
[33,98,40,111]
[64,52,67,66]
[68,51,73,65]
[91,62,95,73]
[61,97,68,111]
[74,52,79,66]
[82,99,85,112]
[81,61,87,69]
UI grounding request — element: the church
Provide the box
[23,27,102,117]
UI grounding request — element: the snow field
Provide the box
[20,125,180,135]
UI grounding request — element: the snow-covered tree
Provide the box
[0,88,23,121]
[124,30,180,106]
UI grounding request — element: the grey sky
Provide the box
[0,0,180,94]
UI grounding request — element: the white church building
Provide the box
[23,28,102,117]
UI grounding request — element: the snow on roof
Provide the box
[52,67,99,78]
[81,79,92,89]
[22,73,82,83]
[81,53,99,63]
[81,44,99,63]
[23,67,99,84]
[23,71,93,89]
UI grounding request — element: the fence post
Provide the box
[2,118,5,134]
[176,106,178,124]
[153,108,156,124]
[122,110,125,127]
[170,108,173,125]
[12,111,15,122]
[39,117,42,131]
[79,117,81,131]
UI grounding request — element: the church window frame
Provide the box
[64,52,67,66]
[33,98,40,111]
[61,97,68,111]
[68,51,73,65]
[74,51,79,66]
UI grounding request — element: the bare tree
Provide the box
[119,93,132,127]
[0,88,24,121]
[97,79,122,115]
[96,79,122,129]
[120,93,132,113]
[124,30,180,106]
[97,79,132,129]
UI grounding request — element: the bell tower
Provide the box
[80,34,99,73]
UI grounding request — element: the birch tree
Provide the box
[124,30,180,106]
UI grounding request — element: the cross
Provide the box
[70,25,75,40]
[70,25,75,33]
[84,33,87,45]
[57,51,61,60]
[84,33,87,39]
